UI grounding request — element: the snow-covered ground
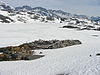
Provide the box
[0,22,100,75]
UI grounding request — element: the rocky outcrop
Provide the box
[62,25,100,31]
[0,15,14,23]
[18,39,81,49]
[63,25,79,29]
[0,39,81,61]
[96,53,100,56]
[0,46,35,61]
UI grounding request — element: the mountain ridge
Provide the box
[0,1,100,27]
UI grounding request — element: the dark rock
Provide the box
[0,39,81,61]
[25,55,45,60]
[96,53,100,56]
[0,15,14,23]
[94,27,100,31]
[39,52,43,54]
[0,46,34,61]
[80,27,91,30]
[0,39,81,51]
[89,55,92,57]
[63,25,79,29]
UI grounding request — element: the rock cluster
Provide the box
[0,15,14,23]
[0,46,34,61]
[0,39,81,61]
[62,25,100,31]
[19,39,81,50]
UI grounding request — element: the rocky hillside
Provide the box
[0,1,100,30]
[0,1,14,12]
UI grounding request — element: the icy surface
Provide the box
[0,22,100,75]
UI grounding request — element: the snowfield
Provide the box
[0,22,100,75]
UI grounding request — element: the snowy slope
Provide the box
[0,22,100,75]
[0,1,99,27]
[0,1,14,11]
